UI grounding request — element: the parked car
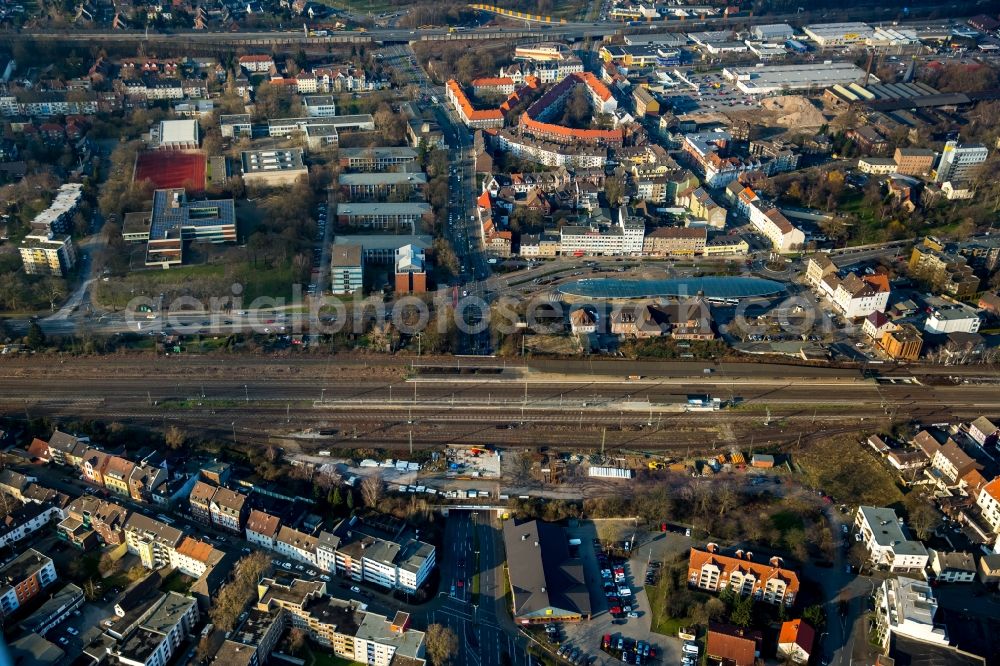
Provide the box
[350,586,361,593]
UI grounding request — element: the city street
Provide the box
[431,511,526,666]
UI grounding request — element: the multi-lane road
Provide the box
[432,511,525,666]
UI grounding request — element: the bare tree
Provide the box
[361,474,385,508]
[209,552,270,631]
[426,624,459,666]
[164,426,187,450]
[288,628,307,655]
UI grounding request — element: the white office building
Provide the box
[924,303,981,335]
[802,22,874,47]
[855,506,928,575]
[751,23,796,42]
[559,211,644,257]
[932,141,988,183]
[304,95,337,117]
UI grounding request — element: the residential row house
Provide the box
[58,495,131,550]
[186,480,249,533]
[0,501,64,550]
[40,431,167,503]
[807,255,892,319]
[243,512,436,594]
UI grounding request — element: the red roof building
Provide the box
[777,619,815,664]
[707,624,761,666]
[688,544,799,606]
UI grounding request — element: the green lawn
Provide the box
[645,585,710,638]
[161,570,195,594]
[770,511,805,534]
[94,261,301,309]
[308,650,365,666]
[310,0,398,13]
[796,435,903,506]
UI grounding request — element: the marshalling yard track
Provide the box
[1,355,997,453]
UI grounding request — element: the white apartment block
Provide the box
[492,131,607,168]
[747,201,804,254]
[829,273,890,319]
[924,304,982,335]
[113,592,198,666]
[0,504,63,549]
[238,55,274,73]
[874,577,947,651]
[316,523,437,594]
[855,506,928,575]
[976,478,1000,533]
[559,211,644,257]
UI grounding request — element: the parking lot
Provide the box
[666,69,761,113]
[544,522,691,666]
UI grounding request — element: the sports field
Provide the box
[134,151,207,190]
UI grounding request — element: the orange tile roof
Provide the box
[984,476,1000,502]
[961,469,987,492]
[176,536,215,562]
[189,480,216,505]
[580,71,612,101]
[707,625,761,666]
[778,619,815,652]
[521,114,622,143]
[447,80,504,122]
[471,77,514,87]
[27,438,50,460]
[104,456,137,480]
[477,191,492,209]
[689,547,800,595]
[863,273,890,293]
[738,187,757,203]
